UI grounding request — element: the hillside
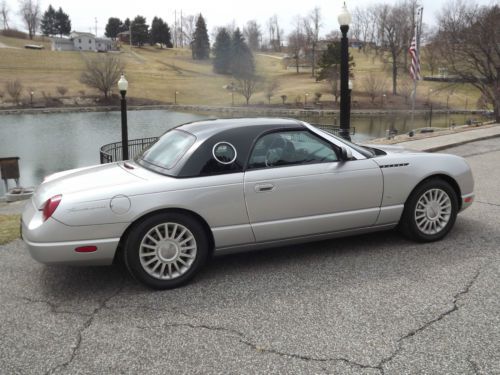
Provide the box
[0,34,482,110]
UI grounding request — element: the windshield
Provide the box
[314,128,375,158]
[139,129,196,170]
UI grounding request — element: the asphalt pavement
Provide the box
[0,139,499,374]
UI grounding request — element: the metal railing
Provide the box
[312,124,356,136]
[100,137,158,164]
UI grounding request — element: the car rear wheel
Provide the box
[399,178,458,242]
[124,212,209,289]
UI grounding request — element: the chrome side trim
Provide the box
[379,163,409,169]
[214,223,397,255]
[250,207,380,242]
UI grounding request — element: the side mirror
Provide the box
[340,147,353,161]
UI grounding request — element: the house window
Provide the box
[78,38,81,43]
[89,39,91,43]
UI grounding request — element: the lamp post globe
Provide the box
[338,2,352,141]
[338,2,352,26]
[118,74,129,160]
[118,74,128,96]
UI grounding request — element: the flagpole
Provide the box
[410,7,423,130]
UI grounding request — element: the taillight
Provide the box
[42,195,62,222]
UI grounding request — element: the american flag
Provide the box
[409,34,421,81]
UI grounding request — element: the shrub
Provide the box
[56,86,68,96]
[5,80,23,103]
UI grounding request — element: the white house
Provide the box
[51,32,115,52]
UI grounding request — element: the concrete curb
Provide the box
[421,133,500,152]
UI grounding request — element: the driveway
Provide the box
[0,139,499,374]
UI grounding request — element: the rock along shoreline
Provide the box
[0,104,490,118]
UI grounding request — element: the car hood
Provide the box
[33,163,146,208]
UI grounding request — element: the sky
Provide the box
[2,0,495,39]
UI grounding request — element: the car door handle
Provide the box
[255,183,275,192]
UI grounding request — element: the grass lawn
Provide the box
[0,35,483,110]
[0,214,20,245]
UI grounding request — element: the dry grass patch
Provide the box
[0,214,20,245]
[0,36,484,109]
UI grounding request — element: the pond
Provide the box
[0,109,487,196]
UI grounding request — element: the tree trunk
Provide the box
[311,43,316,78]
[392,50,398,95]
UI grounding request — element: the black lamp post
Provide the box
[118,74,129,160]
[338,2,352,141]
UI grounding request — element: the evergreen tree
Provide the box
[40,5,57,36]
[316,42,354,103]
[121,18,131,33]
[316,42,354,79]
[191,14,210,60]
[131,15,149,46]
[212,28,232,74]
[54,7,71,37]
[150,17,172,48]
[105,17,123,39]
[231,28,254,78]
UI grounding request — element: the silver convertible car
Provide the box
[22,118,474,289]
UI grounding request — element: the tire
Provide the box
[399,178,458,242]
[124,212,209,289]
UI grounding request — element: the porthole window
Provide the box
[213,142,237,164]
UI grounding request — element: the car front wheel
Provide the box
[124,212,209,289]
[400,178,458,242]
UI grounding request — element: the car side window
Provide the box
[248,131,339,169]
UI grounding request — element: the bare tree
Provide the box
[288,17,306,74]
[435,1,500,121]
[303,7,322,77]
[421,40,441,76]
[323,65,340,103]
[265,79,279,104]
[352,5,379,53]
[5,79,23,103]
[244,20,261,51]
[181,14,196,46]
[267,14,282,52]
[374,0,418,95]
[18,0,41,39]
[398,78,413,105]
[236,75,259,105]
[80,55,124,99]
[1,0,10,29]
[363,73,387,104]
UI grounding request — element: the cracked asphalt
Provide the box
[1,139,499,374]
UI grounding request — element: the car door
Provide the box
[243,130,383,243]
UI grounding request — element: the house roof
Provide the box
[70,31,95,38]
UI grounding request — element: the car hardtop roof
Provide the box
[177,117,306,136]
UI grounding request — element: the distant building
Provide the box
[51,32,116,52]
[117,31,130,43]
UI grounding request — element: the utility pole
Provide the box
[174,10,177,48]
[180,10,183,48]
[410,7,424,129]
[95,17,97,37]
